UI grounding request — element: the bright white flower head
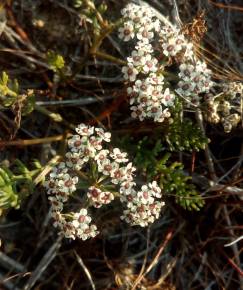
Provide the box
[118,21,135,41]
[45,123,165,239]
[162,88,175,107]
[76,123,94,136]
[122,64,139,82]
[119,2,217,117]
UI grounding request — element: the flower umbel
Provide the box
[45,123,165,240]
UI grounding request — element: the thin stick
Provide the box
[224,235,243,247]
[144,228,173,276]
[0,134,67,147]
[195,108,217,181]
[131,228,150,290]
[131,228,173,288]
[74,251,96,290]
[23,236,62,290]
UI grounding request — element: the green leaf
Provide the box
[46,51,65,72]
[0,71,19,106]
[0,168,20,210]
[1,71,8,85]
[0,160,42,213]
[22,91,35,116]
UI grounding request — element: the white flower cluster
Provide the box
[45,165,98,240]
[121,181,165,227]
[119,3,160,42]
[159,24,193,59]
[119,3,214,121]
[119,3,175,123]
[45,124,165,240]
[176,61,214,105]
[87,186,114,208]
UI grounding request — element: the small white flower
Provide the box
[121,3,140,18]
[147,73,164,85]
[137,185,155,204]
[142,55,158,74]
[63,222,76,239]
[94,149,109,164]
[95,128,111,142]
[162,88,175,106]
[87,187,114,207]
[135,41,153,54]
[127,49,146,67]
[120,181,136,196]
[65,152,85,169]
[152,19,161,32]
[49,196,63,211]
[131,105,147,120]
[75,123,94,136]
[111,167,126,184]
[73,209,92,226]
[122,64,139,82]
[124,162,136,178]
[118,21,135,41]
[98,159,117,176]
[148,181,162,198]
[137,27,154,43]
[89,136,103,151]
[133,79,154,95]
[57,174,78,194]
[111,148,128,163]
[179,63,195,80]
[162,35,185,57]
[68,135,84,152]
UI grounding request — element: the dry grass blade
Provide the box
[74,250,96,290]
[23,236,62,290]
[0,251,26,273]
[131,228,174,289]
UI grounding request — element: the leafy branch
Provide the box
[0,160,42,214]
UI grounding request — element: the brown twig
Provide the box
[131,228,174,289]
[0,134,67,147]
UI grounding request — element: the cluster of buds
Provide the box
[220,82,242,132]
[119,2,214,122]
[222,81,243,99]
[204,84,242,133]
[45,124,165,240]
[222,114,241,133]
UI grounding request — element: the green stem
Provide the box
[84,0,106,28]
[92,51,126,65]
[35,105,75,130]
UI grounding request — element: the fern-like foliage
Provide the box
[121,135,205,210]
[155,154,205,211]
[165,100,208,152]
[166,117,208,152]
[134,136,164,179]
